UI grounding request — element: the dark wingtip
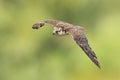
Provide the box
[32,25,39,29]
[93,59,101,69]
[32,22,45,29]
[96,63,101,69]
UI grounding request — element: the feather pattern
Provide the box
[32,19,101,68]
[72,32,100,68]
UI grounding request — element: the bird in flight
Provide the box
[32,20,100,68]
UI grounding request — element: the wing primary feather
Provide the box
[73,34,101,68]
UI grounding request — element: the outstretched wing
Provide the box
[72,32,100,68]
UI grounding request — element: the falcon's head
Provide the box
[52,27,68,36]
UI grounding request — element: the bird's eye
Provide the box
[55,31,59,34]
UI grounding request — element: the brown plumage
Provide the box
[32,20,100,68]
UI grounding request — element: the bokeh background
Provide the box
[0,0,120,80]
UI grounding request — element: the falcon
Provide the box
[32,20,100,68]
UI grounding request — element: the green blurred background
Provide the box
[0,0,120,80]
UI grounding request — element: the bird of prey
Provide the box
[32,19,100,68]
